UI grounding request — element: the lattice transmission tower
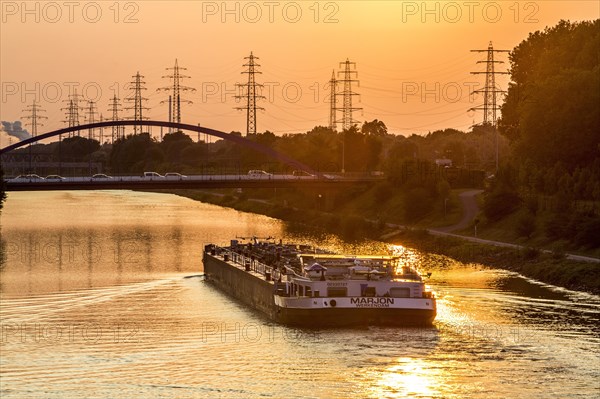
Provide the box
[469,41,509,171]
[469,41,509,126]
[158,59,195,130]
[235,52,265,136]
[108,95,123,142]
[86,100,98,141]
[61,90,84,137]
[328,70,337,131]
[22,100,47,172]
[125,72,150,135]
[22,100,47,137]
[336,59,362,131]
[98,113,105,144]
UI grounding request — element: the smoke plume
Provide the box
[1,121,31,141]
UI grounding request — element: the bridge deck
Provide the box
[4,175,382,191]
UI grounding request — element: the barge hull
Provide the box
[203,253,277,320]
[276,307,435,327]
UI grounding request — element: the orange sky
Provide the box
[1,1,598,144]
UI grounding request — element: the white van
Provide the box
[143,172,164,179]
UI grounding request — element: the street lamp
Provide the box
[444,197,449,220]
[341,131,345,174]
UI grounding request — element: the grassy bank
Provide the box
[452,192,600,259]
[166,188,600,295]
[394,229,600,295]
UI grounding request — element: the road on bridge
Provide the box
[4,174,383,191]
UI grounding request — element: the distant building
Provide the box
[435,158,452,167]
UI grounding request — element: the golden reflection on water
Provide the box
[374,357,436,398]
[388,244,422,265]
[0,191,285,296]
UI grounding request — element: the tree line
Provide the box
[486,19,600,249]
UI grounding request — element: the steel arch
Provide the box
[0,120,319,175]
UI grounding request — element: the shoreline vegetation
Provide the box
[166,188,600,296]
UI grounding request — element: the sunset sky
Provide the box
[1,1,598,145]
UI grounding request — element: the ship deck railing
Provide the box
[209,245,428,286]
[214,246,295,284]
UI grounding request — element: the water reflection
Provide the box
[0,191,287,297]
[169,226,183,272]
[347,326,443,399]
[375,357,435,398]
[1,191,599,399]
[0,225,192,296]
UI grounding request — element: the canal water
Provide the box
[1,191,598,399]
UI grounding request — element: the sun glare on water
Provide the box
[370,357,438,398]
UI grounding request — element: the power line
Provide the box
[235,52,265,135]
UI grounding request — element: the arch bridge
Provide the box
[0,120,318,175]
[1,120,384,191]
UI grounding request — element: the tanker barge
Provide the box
[203,239,436,327]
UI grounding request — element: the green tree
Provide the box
[54,136,100,161]
[483,185,520,222]
[573,214,600,248]
[516,210,536,238]
[499,20,600,169]
[161,131,194,165]
[404,187,433,223]
[110,133,160,174]
[341,126,383,172]
[361,119,388,136]
[180,144,207,168]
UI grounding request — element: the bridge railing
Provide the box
[4,173,385,183]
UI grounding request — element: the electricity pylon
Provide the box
[158,59,196,131]
[235,52,265,135]
[470,41,509,171]
[336,59,362,131]
[328,70,337,131]
[22,100,47,137]
[108,95,123,142]
[125,72,150,135]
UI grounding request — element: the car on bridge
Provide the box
[248,170,272,178]
[45,175,65,181]
[10,174,45,182]
[143,172,165,179]
[292,170,315,177]
[165,172,187,179]
[92,174,113,179]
